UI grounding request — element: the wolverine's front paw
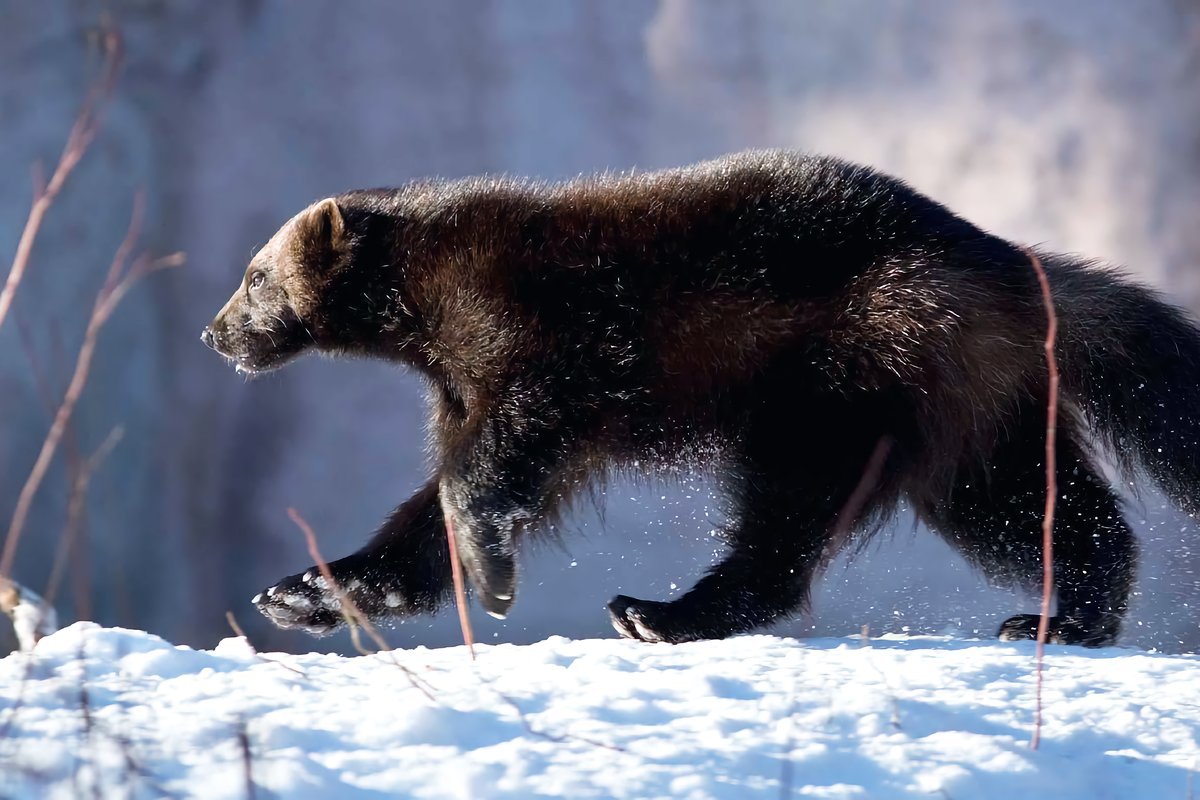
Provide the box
[607,595,697,644]
[253,569,346,635]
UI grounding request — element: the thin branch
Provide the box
[1024,247,1059,751]
[0,190,184,581]
[14,315,94,621]
[782,440,894,797]
[485,680,627,753]
[776,647,808,800]
[0,656,37,758]
[224,611,308,678]
[287,508,627,752]
[287,507,439,703]
[860,639,904,733]
[819,435,895,570]
[0,24,123,334]
[224,610,248,638]
[42,426,124,610]
[237,717,256,800]
[444,512,476,659]
[75,634,100,800]
[107,717,173,799]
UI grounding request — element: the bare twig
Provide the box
[485,681,627,753]
[1024,247,1059,751]
[0,655,37,750]
[94,633,181,799]
[443,512,476,659]
[820,435,895,569]
[14,315,94,622]
[287,508,628,751]
[42,426,123,613]
[287,507,439,703]
[782,439,894,797]
[0,24,123,334]
[862,650,904,734]
[776,647,807,800]
[0,190,185,582]
[1,633,177,798]
[75,634,100,800]
[236,717,256,800]
[224,611,308,678]
[107,720,175,799]
[224,610,248,639]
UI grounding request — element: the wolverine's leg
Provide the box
[438,385,580,619]
[254,480,451,634]
[927,410,1135,646]
[610,395,897,643]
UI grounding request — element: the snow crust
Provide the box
[1,623,1197,798]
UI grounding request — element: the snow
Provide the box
[1,623,1197,799]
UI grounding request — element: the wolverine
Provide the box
[203,150,1200,647]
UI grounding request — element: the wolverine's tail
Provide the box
[1048,254,1200,514]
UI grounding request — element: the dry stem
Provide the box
[284,508,625,750]
[0,191,185,581]
[41,427,123,613]
[1024,247,1059,751]
[224,611,308,678]
[819,435,894,570]
[287,507,438,703]
[236,717,256,800]
[0,25,123,334]
[443,512,476,659]
[14,317,95,621]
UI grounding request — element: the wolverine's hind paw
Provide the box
[253,569,345,635]
[997,613,1118,647]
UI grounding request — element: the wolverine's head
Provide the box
[202,198,348,375]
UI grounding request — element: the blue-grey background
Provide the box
[2,1,1197,654]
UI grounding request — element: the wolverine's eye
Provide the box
[249,271,266,291]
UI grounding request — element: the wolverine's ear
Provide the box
[307,198,345,249]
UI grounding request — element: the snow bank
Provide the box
[0,623,1196,798]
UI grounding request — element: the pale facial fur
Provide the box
[202,201,340,374]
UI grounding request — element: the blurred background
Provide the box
[1,0,1198,654]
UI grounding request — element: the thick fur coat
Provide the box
[203,151,1200,646]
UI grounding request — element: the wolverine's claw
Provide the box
[253,571,343,635]
[466,549,517,619]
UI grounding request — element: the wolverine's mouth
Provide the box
[233,357,260,376]
[208,343,274,376]
[227,347,303,376]
[204,321,308,376]
[230,353,278,376]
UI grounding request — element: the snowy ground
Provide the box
[0,623,1197,799]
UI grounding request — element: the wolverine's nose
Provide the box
[201,326,216,350]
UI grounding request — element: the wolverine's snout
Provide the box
[202,307,244,361]
[202,295,310,375]
[202,312,235,356]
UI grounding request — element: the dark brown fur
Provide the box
[203,150,1200,646]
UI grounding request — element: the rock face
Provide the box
[1,1,1197,652]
